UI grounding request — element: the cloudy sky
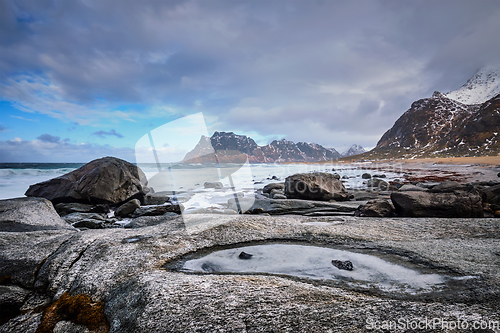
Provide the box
[1,0,500,162]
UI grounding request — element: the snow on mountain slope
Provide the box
[445,66,500,105]
[342,144,365,157]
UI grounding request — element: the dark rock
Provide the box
[271,176,279,180]
[131,204,183,217]
[417,182,441,189]
[362,173,371,179]
[123,213,182,228]
[272,194,287,200]
[238,252,252,260]
[372,174,386,178]
[497,172,500,177]
[71,219,105,229]
[349,191,379,201]
[115,199,141,218]
[429,181,464,193]
[0,285,30,325]
[262,183,285,194]
[480,184,500,205]
[0,198,76,232]
[255,192,270,199]
[391,190,483,217]
[62,212,105,224]
[229,198,357,215]
[284,173,349,201]
[270,189,285,197]
[54,202,109,217]
[399,184,427,192]
[25,157,147,205]
[341,175,349,179]
[143,193,170,206]
[355,200,393,217]
[366,178,390,191]
[332,173,341,180]
[331,260,353,271]
[204,182,223,189]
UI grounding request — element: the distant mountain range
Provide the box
[185,66,500,162]
[183,132,364,163]
[363,66,500,159]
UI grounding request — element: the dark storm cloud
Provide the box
[1,0,500,148]
[37,134,60,143]
[92,130,124,139]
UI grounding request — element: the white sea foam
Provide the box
[0,167,78,200]
[0,163,404,206]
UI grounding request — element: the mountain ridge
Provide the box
[182,132,361,163]
[445,66,500,105]
[362,91,500,159]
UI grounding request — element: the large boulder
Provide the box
[284,172,349,201]
[25,157,148,205]
[391,189,483,217]
[355,200,393,217]
[0,198,76,232]
[366,178,390,191]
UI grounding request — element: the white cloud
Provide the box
[0,137,135,163]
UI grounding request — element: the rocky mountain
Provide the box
[341,144,365,157]
[364,91,500,159]
[183,132,342,163]
[445,66,500,105]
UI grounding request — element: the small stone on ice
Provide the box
[239,251,253,260]
[332,259,353,271]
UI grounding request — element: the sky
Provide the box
[1,0,500,163]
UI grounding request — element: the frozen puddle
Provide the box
[178,244,473,295]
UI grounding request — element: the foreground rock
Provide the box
[54,202,110,217]
[131,203,184,218]
[1,212,499,332]
[284,172,349,201]
[262,182,285,194]
[114,199,141,218]
[355,200,393,217]
[25,157,148,205]
[0,198,76,232]
[229,198,359,216]
[391,188,483,217]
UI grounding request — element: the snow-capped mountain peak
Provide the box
[445,66,500,105]
[341,144,365,157]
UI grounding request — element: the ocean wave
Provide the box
[0,168,76,178]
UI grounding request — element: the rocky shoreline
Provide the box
[1,157,500,332]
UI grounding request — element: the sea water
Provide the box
[181,243,452,294]
[0,162,404,208]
